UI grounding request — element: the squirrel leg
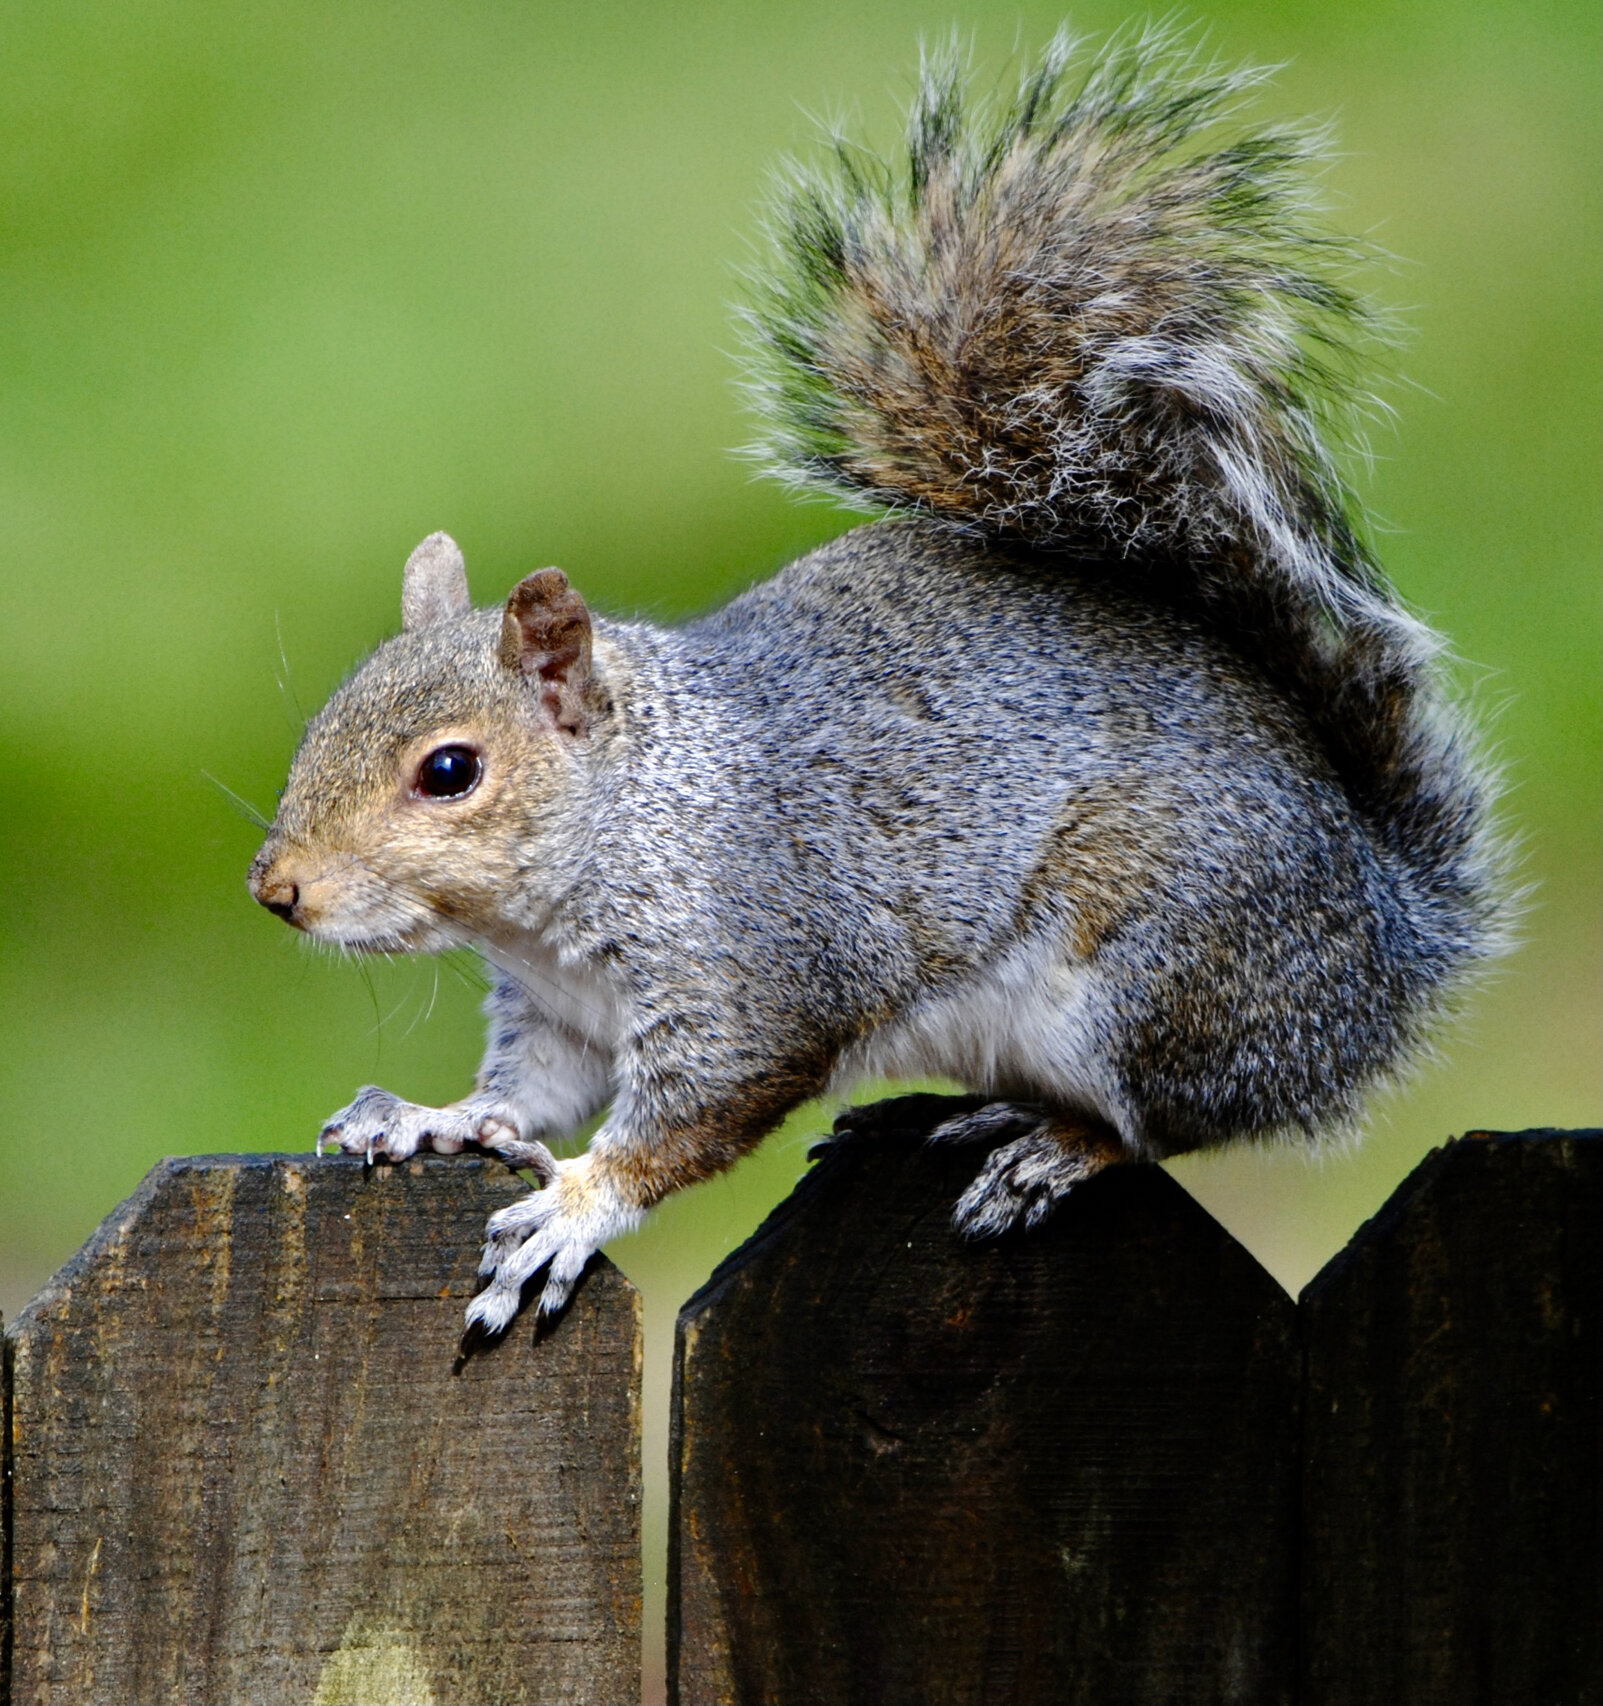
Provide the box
[932,1103,1127,1237]
[317,976,610,1171]
[466,1041,830,1332]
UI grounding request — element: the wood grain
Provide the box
[1300,1128,1602,1706]
[669,1094,1300,1706]
[3,1152,641,1706]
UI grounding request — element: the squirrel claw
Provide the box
[317,1086,533,1168]
[465,1154,638,1334]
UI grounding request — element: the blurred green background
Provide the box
[1,2,1597,1699]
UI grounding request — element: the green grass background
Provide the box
[1,2,1597,1698]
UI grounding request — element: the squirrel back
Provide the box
[740,26,1505,1014]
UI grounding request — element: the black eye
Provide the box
[415,744,482,799]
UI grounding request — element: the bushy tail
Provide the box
[741,25,1506,986]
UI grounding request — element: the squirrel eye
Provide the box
[414,744,482,799]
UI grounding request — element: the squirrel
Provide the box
[248,29,1505,1337]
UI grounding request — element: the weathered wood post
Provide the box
[1300,1127,1602,1706]
[669,1095,1300,1706]
[2,1153,641,1706]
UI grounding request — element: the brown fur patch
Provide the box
[1019,777,1176,960]
[604,1044,837,1208]
[1037,1110,1128,1172]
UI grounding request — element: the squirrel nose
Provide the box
[251,872,301,926]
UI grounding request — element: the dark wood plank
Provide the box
[1300,1128,1603,1706]
[3,1153,640,1706]
[669,1094,1299,1706]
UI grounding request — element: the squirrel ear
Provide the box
[401,533,471,631]
[500,568,594,736]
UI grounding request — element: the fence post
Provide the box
[3,1152,641,1706]
[1300,1127,1602,1706]
[669,1094,1300,1706]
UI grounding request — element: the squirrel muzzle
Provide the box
[248,848,306,929]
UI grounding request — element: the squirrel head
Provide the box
[248,532,606,951]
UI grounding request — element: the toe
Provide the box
[485,1191,555,1242]
[476,1124,558,1180]
[929,1102,1042,1147]
[464,1283,520,1338]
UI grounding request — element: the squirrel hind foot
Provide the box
[817,1092,991,1157]
[942,1103,1126,1238]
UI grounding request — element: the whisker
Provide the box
[358,958,383,1072]
[275,611,306,731]
[482,941,616,1048]
[397,962,441,1040]
[372,978,418,1038]
[303,851,618,1053]
[443,949,492,995]
[201,772,271,831]
[367,866,617,1041]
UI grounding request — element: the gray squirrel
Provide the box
[248,30,1505,1336]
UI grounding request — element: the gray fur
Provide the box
[574,522,1486,1153]
[252,32,1507,1330]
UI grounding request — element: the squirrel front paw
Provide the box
[465,1153,641,1334]
[318,1085,557,1176]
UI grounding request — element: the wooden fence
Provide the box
[3,1109,1598,1705]
[1,1156,641,1706]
